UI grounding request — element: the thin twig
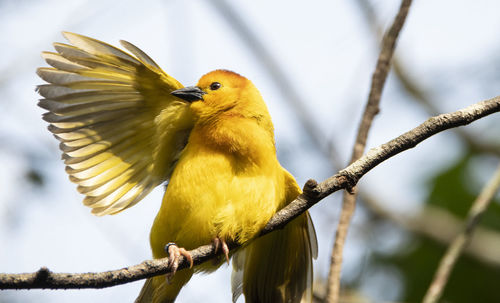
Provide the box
[325,1,413,302]
[422,163,500,303]
[363,195,500,268]
[355,0,500,157]
[392,62,500,156]
[1,96,499,290]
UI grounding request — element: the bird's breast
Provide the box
[150,144,286,260]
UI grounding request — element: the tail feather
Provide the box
[135,270,193,303]
[135,277,155,303]
[232,212,317,303]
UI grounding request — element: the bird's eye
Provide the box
[210,82,221,90]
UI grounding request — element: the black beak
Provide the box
[171,86,206,102]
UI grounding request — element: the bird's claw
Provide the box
[212,237,230,265]
[164,242,193,284]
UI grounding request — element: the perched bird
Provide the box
[37,32,317,303]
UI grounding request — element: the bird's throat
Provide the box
[189,116,276,168]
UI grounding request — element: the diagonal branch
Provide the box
[325,0,413,302]
[422,163,500,303]
[1,95,499,290]
[355,0,500,157]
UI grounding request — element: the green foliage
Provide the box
[426,151,500,230]
[369,150,500,302]
[388,237,500,303]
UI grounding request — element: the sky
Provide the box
[1,0,499,302]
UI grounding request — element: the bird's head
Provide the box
[171,70,273,130]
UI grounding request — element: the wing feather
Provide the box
[78,160,149,196]
[41,52,89,72]
[120,40,161,69]
[52,44,136,74]
[51,116,142,140]
[62,32,141,65]
[37,84,93,99]
[39,99,142,116]
[45,91,142,105]
[38,32,193,215]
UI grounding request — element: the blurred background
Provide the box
[1,0,499,302]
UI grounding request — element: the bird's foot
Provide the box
[212,237,230,265]
[164,242,193,283]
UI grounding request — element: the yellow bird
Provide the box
[37,32,317,303]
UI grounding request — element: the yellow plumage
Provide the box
[38,32,317,303]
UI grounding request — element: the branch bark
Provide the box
[422,163,500,303]
[1,96,499,290]
[325,1,413,302]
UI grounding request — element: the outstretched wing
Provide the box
[37,32,193,216]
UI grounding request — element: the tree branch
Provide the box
[422,163,500,303]
[355,0,500,157]
[325,1,413,302]
[1,96,499,290]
